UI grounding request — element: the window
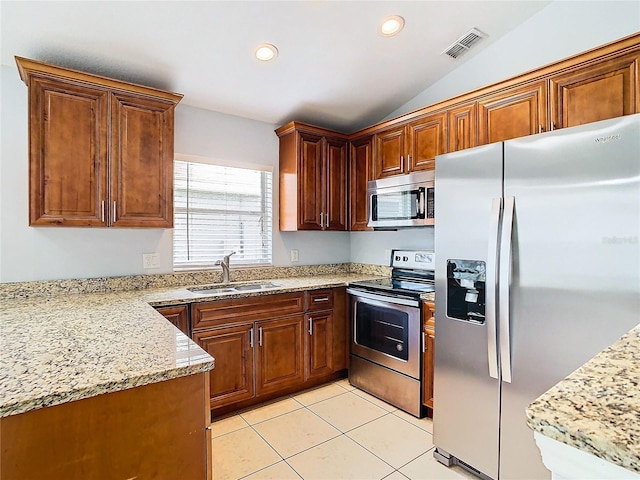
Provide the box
[173,160,273,270]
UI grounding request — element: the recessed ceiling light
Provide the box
[255,43,278,61]
[380,15,404,37]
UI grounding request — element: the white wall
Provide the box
[0,66,349,282]
[384,1,640,120]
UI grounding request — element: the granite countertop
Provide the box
[0,273,389,418]
[526,323,640,474]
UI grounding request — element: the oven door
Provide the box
[347,289,421,379]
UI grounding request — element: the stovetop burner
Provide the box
[349,249,435,298]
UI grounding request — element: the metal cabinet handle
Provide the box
[249,327,254,348]
[326,212,329,228]
[112,201,117,222]
[407,154,411,164]
[101,200,105,222]
[308,318,313,336]
[422,332,426,353]
[320,212,323,228]
[538,125,543,134]
[551,122,556,131]
[258,326,263,347]
[313,297,329,303]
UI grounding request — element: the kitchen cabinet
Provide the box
[1,372,211,480]
[155,304,190,336]
[191,288,346,413]
[549,51,639,130]
[478,81,548,144]
[422,301,435,412]
[349,135,374,231]
[448,101,478,152]
[276,122,348,231]
[16,56,181,228]
[373,112,447,179]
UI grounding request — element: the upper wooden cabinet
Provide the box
[16,56,182,228]
[448,101,478,152]
[349,135,374,231]
[277,122,348,231]
[374,112,447,179]
[549,52,639,130]
[478,81,548,145]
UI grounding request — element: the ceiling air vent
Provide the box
[441,28,487,60]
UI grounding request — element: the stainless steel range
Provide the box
[347,249,435,417]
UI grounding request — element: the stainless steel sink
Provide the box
[187,282,281,295]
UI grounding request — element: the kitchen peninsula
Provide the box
[526,323,640,479]
[0,267,395,478]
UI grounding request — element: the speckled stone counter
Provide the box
[526,323,640,474]
[0,271,388,418]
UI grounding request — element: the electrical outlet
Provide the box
[143,253,160,269]
[290,249,299,262]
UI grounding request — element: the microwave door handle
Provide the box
[418,188,425,218]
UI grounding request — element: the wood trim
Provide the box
[15,56,183,104]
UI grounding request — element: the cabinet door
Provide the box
[306,311,334,379]
[298,132,324,230]
[255,315,305,396]
[422,302,435,410]
[28,76,109,226]
[193,324,255,408]
[325,137,348,231]
[407,112,447,172]
[448,102,477,152]
[478,81,548,145]
[550,53,639,129]
[375,126,406,178]
[110,92,175,228]
[155,305,190,336]
[349,136,374,231]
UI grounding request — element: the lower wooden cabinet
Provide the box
[422,301,435,412]
[193,323,255,409]
[155,304,190,336]
[190,288,347,413]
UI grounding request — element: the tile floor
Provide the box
[211,379,477,480]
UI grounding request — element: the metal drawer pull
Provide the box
[313,297,329,302]
[308,318,313,335]
[258,326,263,346]
[249,327,254,348]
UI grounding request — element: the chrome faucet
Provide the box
[215,251,236,283]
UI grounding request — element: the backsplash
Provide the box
[0,263,391,300]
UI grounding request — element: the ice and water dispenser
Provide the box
[446,260,486,324]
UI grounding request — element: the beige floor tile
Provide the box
[243,461,303,479]
[351,387,399,412]
[333,377,357,391]
[392,409,434,434]
[287,435,395,480]
[347,414,434,469]
[212,427,281,480]
[211,413,249,438]
[399,451,477,480]
[308,391,388,432]
[383,471,411,480]
[253,408,341,458]
[240,397,303,425]
[292,383,350,406]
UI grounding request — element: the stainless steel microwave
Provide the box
[367,171,435,229]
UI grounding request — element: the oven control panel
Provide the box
[391,250,435,270]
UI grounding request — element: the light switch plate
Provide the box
[143,253,160,269]
[290,249,299,262]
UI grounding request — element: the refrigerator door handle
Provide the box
[499,196,515,383]
[486,197,502,380]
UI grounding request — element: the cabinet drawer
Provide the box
[192,292,305,331]
[305,289,334,311]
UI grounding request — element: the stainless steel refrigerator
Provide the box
[433,114,640,479]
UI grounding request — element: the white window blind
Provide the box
[173,160,273,270]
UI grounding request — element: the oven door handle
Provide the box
[346,288,420,308]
